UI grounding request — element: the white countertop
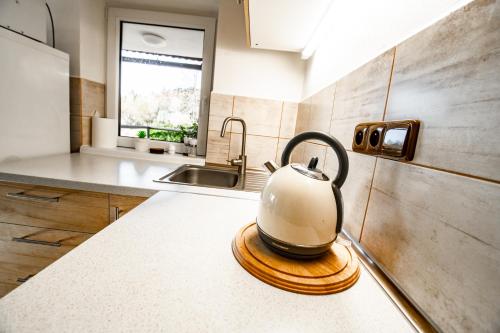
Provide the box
[0,152,258,200]
[0,191,413,332]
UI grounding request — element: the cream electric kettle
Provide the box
[257,131,349,259]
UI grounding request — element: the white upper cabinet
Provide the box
[244,0,333,53]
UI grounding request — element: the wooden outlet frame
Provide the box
[351,120,420,161]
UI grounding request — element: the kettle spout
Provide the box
[263,160,279,174]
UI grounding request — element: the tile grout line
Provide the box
[358,157,378,243]
[382,47,397,121]
[275,101,285,162]
[226,96,235,164]
[349,148,500,185]
[407,161,500,185]
[359,48,396,242]
[327,85,337,134]
[324,85,338,170]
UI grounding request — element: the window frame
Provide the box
[106,8,216,155]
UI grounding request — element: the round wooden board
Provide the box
[232,223,361,295]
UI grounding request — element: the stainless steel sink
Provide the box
[155,164,268,192]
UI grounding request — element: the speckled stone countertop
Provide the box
[0,152,258,200]
[0,191,414,332]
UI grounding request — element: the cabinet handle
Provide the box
[116,207,122,219]
[6,191,60,203]
[110,206,123,222]
[12,237,62,247]
[17,274,35,283]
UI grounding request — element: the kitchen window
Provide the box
[106,9,215,155]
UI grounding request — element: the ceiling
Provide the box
[248,0,333,52]
[122,22,204,59]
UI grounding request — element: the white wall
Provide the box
[302,0,474,98]
[212,0,304,102]
[80,0,106,83]
[46,0,80,77]
[45,0,106,83]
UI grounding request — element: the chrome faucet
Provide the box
[220,117,247,175]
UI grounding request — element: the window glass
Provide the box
[119,22,204,142]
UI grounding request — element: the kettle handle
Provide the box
[332,184,344,234]
[281,131,349,188]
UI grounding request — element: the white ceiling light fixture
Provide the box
[301,0,336,60]
[141,32,167,47]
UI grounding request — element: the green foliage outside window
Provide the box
[136,123,198,143]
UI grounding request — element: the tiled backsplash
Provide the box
[70,77,105,152]
[206,93,298,168]
[292,0,500,331]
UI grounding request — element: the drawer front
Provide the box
[109,194,148,222]
[0,282,16,298]
[0,182,109,233]
[0,222,91,295]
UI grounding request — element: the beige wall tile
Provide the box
[229,134,278,170]
[329,49,394,149]
[295,98,311,135]
[69,78,105,151]
[208,93,233,131]
[361,159,500,332]
[205,130,230,165]
[301,142,327,169]
[281,141,327,166]
[70,77,82,115]
[276,138,313,166]
[81,116,91,146]
[293,84,335,137]
[324,151,376,240]
[81,79,105,117]
[275,138,289,166]
[386,0,500,181]
[279,102,298,139]
[232,96,282,137]
[70,104,82,118]
[309,83,335,133]
[70,115,82,153]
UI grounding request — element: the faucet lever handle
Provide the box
[228,159,243,166]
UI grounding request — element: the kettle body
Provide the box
[257,131,349,259]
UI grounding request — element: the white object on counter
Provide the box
[0,191,414,332]
[0,28,69,163]
[91,117,116,149]
[134,138,149,152]
[187,138,198,157]
[167,143,176,155]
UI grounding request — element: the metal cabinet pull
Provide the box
[110,206,123,222]
[17,274,35,283]
[12,237,62,247]
[6,191,60,203]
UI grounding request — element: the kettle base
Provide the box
[257,225,334,260]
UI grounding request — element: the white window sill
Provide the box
[80,145,205,166]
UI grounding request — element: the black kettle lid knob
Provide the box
[307,157,319,170]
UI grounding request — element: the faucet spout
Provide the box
[220,117,247,175]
